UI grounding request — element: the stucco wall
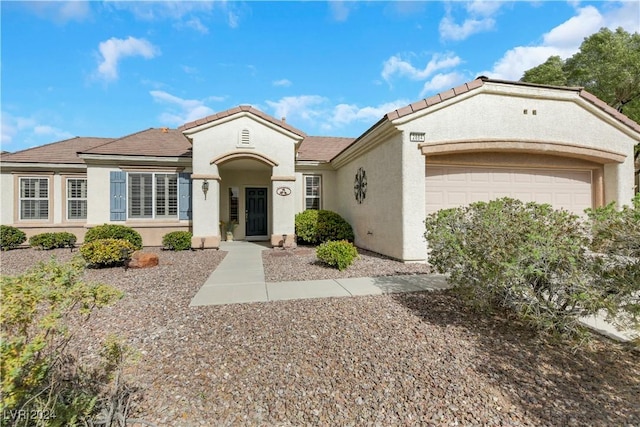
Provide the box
[186,113,300,245]
[335,133,406,260]
[401,85,637,206]
[293,168,338,213]
[86,165,114,225]
[1,172,14,225]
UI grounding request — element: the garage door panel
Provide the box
[426,165,592,215]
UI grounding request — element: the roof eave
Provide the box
[0,162,87,170]
[78,153,193,164]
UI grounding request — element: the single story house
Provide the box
[2,77,639,262]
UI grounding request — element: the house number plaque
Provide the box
[276,186,292,196]
[354,167,367,204]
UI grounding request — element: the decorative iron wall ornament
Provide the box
[354,167,367,204]
[276,186,292,196]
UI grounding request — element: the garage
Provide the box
[426,164,593,215]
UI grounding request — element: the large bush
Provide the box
[84,224,143,250]
[586,193,640,258]
[585,194,640,330]
[295,210,354,245]
[80,238,136,268]
[424,198,618,337]
[0,257,123,424]
[162,231,193,251]
[0,225,26,250]
[316,240,359,271]
[29,231,77,250]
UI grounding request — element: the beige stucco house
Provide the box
[2,78,639,262]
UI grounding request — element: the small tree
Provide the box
[0,257,123,423]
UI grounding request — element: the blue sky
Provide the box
[2,1,639,152]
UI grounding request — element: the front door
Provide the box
[246,187,268,237]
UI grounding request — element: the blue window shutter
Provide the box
[179,173,192,220]
[110,171,126,221]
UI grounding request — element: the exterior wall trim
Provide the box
[271,175,296,181]
[210,150,279,167]
[190,173,221,180]
[419,139,626,164]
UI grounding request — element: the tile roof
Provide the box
[297,136,356,162]
[384,76,640,134]
[179,105,307,138]
[0,136,113,164]
[80,128,192,157]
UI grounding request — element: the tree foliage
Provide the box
[521,56,567,86]
[521,27,640,124]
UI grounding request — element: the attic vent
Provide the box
[240,129,250,145]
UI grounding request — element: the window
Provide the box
[304,175,321,210]
[229,187,239,222]
[20,177,49,220]
[128,173,178,219]
[155,174,178,218]
[67,178,87,220]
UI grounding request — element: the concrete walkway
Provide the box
[189,241,638,343]
[189,241,449,307]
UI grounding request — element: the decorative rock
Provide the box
[127,251,159,268]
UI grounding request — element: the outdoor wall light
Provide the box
[202,179,209,200]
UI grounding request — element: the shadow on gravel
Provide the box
[390,289,640,426]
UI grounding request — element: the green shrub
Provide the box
[295,210,354,244]
[29,231,77,250]
[586,193,640,258]
[162,231,193,251]
[0,256,123,423]
[0,225,26,250]
[84,224,142,250]
[424,198,615,337]
[80,238,136,268]
[316,240,359,271]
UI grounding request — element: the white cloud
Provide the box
[329,1,352,22]
[96,37,159,81]
[420,72,467,97]
[439,15,495,41]
[273,79,292,87]
[24,1,91,24]
[487,5,609,80]
[382,53,462,83]
[150,90,216,125]
[106,1,243,30]
[227,10,239,29]
[183,17,209,34]
[266,96,328,122]
[542,5,603,49]
[1,112,73,148]
[439,1,503,41]
[106,1,214,21]
[330,100,409,127]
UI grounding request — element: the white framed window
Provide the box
[20,177,49,220]
[155,173,178,218]
[128,173,178,219]
[67,178,87,220]
[304,175,322,210]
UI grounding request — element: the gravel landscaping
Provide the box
[1,246,639,426]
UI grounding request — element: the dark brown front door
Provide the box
[246,187,267,236]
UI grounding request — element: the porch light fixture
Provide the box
[202,179,209,200]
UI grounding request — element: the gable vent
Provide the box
[240,129,250,145]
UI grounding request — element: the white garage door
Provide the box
[426,165,593,215]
